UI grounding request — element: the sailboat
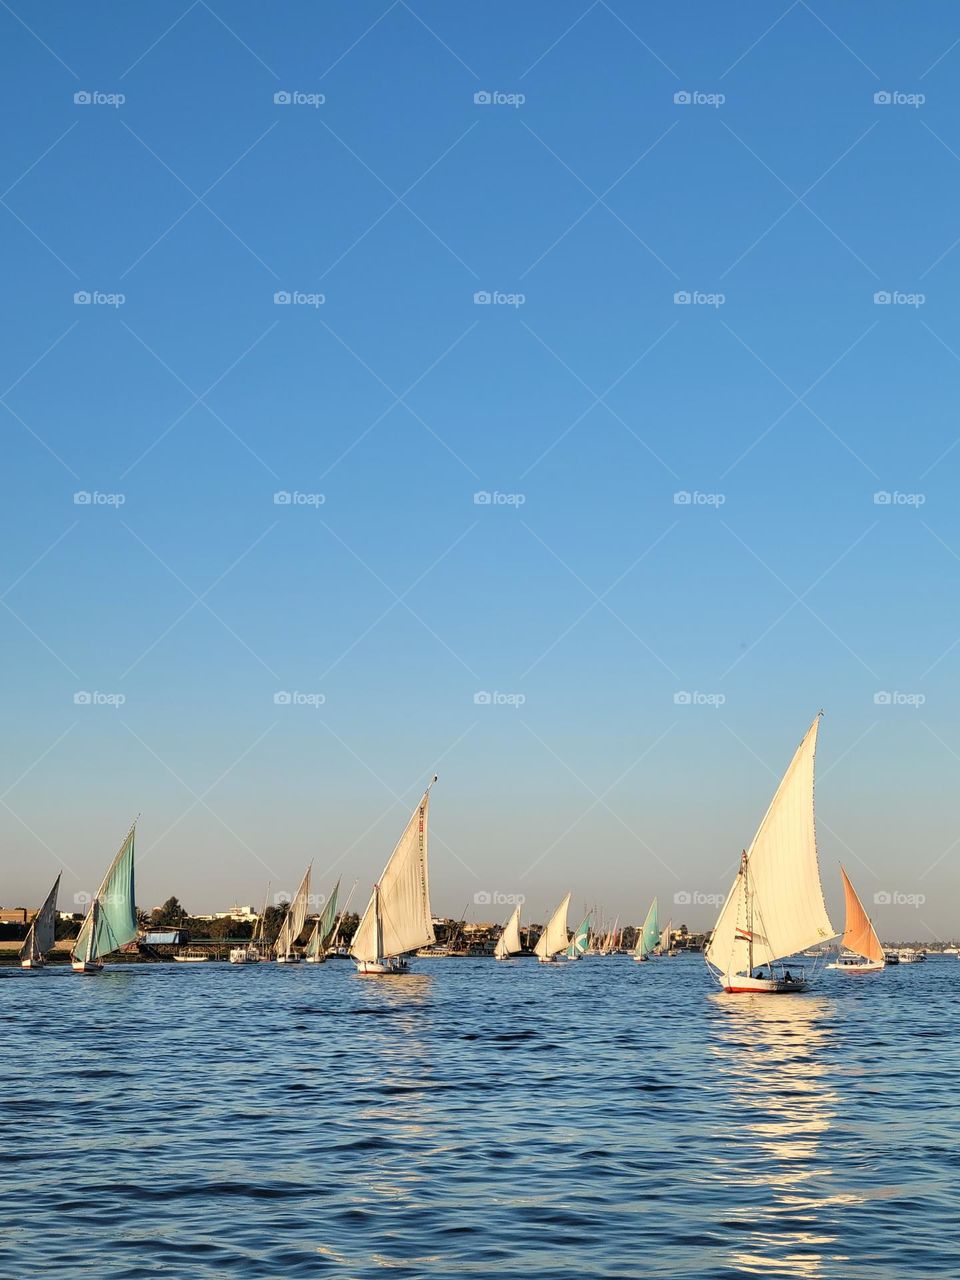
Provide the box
[827,867,885,972]
[230,884,270,964]
[494,902,522,960]
[633,898,659,962]
[351,777,437,975]
[71,821,139,974]
[656,920,672,956]
[305,877,341,963]
[534,892,571,964]
[705,714,835,994]
[275,864,312,963]
[564,910,591,960]
[20,873,61,969]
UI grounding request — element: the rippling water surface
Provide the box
[2,955,958,1278]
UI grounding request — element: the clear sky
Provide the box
[2,2,959,940]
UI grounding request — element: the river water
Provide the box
[2,954,957,1278]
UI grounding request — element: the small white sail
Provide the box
[706,715,835,982]
[275,864,312,957]
[20,873,61,963]
[534,892,571,959]
[494,903,522,959]
[839,866,885,964]
[352,784,436,963]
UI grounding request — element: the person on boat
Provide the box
[784,970,793,982]
[754,969,766,980]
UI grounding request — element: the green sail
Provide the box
[72,826,137,963]
[638,897,659,958]
[306,879,341,957]
[566,911,591,958]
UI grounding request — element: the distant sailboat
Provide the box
[565,910,591,960]
[827,867,885,972]
[633,897,659,962]
[275,864,312,963]
[305,878,341,963]
[494,902,522,960]
[352,777,437,975]
[705,714,835,994]
[534,892,571,964]
[71,822,139,974]
[656,920,672,956]
[20,873,61,969]
[230,884,270,964]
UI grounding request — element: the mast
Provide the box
[374,884,383,962]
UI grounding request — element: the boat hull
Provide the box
[229,948,260,964]
[722,974,807,994]
[304,954,325,964]
[276,954,300,965]
[72,959,103,974]
[20,958,44,969]
[355,957,409,975]
[827,957,884,972]
[173,954,209,962]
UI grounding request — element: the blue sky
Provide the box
[2,1,960,938]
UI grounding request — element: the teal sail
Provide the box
[566,911,591,958]
[72,824,138,964]
[306,878,341,957]
[636,897,659,959]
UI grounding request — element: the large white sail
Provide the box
[706,715,835,979]
[20,873,61,962]
[351,784,436,963]
[494,903,522,959]
[839,866,885,964]
[275,864,312,956]
[534,892,571,959]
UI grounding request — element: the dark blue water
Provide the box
[2,955,958,1279]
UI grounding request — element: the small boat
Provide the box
[305,877,342,963]
[494,902,523,960]
[883,950,900,965]
[274,863,312,964]
[173,949,210,963]
[897,948,924,963]
[230,883,270,963]
[352,777,437,975]
[705,714,835,994]
[534,893,571,964]
[633,898,658,962]
[71,820,139,974]
[563,910,591,961]
[827,868,885,972]
[20,873,61,969]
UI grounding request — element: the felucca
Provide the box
[705,714,835,994]
[229,884,270,964]
[275,864,312,963]
[20,873,61,969]
[71,821,139,974]
[351,777,437,975]
[305,877,341,963]
[494,902,522,960]
[564,910,591,960]
[534,892,571,964]
[827,867,885,972]
[633,897,659,962]
[656,920,672,956]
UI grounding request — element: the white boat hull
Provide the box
[827,957,884,972]
[355,957,409,975]
[173,954,210,962]
[72,959,103,974]
[632,954,647,963]
[304,954,325,964]
[276,954,300,965]
[722,974,807,994]
[20,958,44,969]
[229,948,260,964]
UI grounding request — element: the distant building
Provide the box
[0,908,28,924]
[212,904,258,922]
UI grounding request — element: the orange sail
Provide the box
[840,867,885,963]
